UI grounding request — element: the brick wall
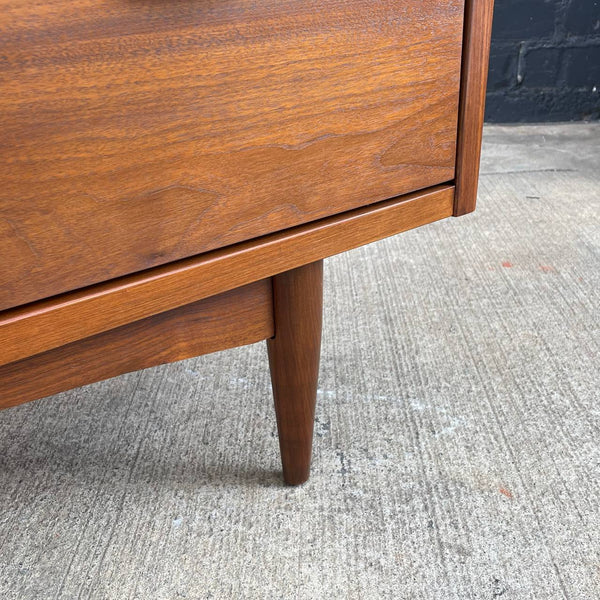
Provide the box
[485,0,600,122]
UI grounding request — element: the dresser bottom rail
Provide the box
[0,185,455,368]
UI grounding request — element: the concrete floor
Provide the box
[0,123,599,599]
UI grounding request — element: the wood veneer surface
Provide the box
[0,279,273,409]
[0,0,465,309]
[0,185,455,367]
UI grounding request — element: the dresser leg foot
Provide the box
[267,260,323,485]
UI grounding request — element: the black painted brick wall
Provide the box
[485,0,600,122]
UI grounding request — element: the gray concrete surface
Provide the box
[1,124,599,599]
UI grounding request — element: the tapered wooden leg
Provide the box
[267,260,323,485]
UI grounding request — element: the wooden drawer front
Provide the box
[0,0,464,310]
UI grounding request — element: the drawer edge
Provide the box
[0,184,455,366]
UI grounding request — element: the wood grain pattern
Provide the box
[268,261,323,485]
[0,0,465,310]
[0,279,273,409]
[454,0,495,216]
[0,185,455,367]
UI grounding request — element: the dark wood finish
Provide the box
[0,0,495,485]
[268,261,323,486]
[454,0,495,216]
[0,0,465,310]
[0,279,273,410]
[0,185,455,367]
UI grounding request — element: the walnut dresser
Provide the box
[0,0,494,484]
